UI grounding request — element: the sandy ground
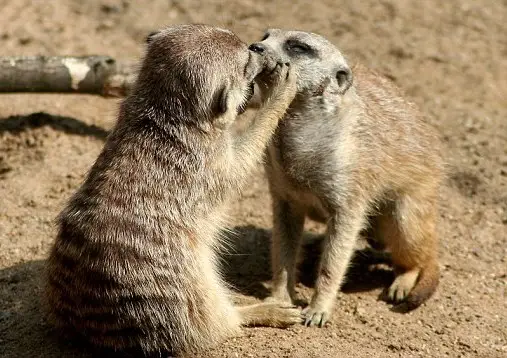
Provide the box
[0,0,506,357]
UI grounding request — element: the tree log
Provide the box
[0,56,137,97]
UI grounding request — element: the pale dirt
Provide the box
[0,1,506,357]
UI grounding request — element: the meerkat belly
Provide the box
[268,149,331,223]
[289,188,330,223]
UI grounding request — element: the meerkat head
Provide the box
[249,29,353,97]
[135,24,264,129]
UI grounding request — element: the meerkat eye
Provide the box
[291,45,307,53]
[286,40,313,55]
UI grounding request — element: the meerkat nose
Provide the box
[249,43,266,53]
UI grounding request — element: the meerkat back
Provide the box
[46,24,299,356]
[46,25,251,356]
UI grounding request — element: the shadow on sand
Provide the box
[0,112,109,140]
[222,225,394,299]
[0,225,393,357]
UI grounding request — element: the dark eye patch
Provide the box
[261,32,270,41]
[285,39,317,57]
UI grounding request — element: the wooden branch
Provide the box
[0,56,137,97]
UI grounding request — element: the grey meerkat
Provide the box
[45,24,301,356]
[248,29,444,327]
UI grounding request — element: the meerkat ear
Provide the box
[145,30,160,44]
[336,67,353,94]
[216,84,229,114]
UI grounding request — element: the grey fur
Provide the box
[250,29,444,327]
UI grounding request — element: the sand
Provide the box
[0,0,505,357]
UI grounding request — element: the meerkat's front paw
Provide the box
[302,303,332,328]
[257,61,289,87]
[255,59,297,107]
[263,62,296,112]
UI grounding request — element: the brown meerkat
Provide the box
[45,24,300,356]
[248,29,444,327]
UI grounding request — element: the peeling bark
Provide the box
[0,56,137,97]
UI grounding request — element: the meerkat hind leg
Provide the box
[237,302,302,328]
[370,209,419,301]
[377,194,439,309]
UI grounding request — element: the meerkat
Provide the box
[248,29,444,327]
[45,24,300,356]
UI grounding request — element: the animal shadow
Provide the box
[0,260,100,358]
[0,228,392,357]
[0,261,158,358]
[221,225,394,300]
[0,112,109,140]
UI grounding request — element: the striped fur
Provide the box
[46,24,299,356]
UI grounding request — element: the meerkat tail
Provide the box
[404,260,440,311]
[237,302,302,328]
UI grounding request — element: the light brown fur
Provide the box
[45,24,300,356]
[249,29,444,327]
